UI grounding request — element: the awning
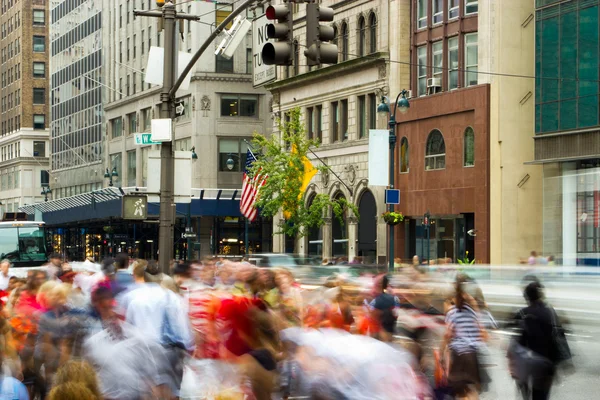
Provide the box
[20,187,243,226]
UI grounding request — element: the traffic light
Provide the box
[261,4,293,66]
[304,2,337,65]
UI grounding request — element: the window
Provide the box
[369,13,377,53]
[449,0,460,19]
[33,141,45,157]
[465,33,478,87]
[315,105,322,143]
[368,93,377,129]
[33,36,45,52]
[400,137,409,173]
[148,27,151,51]
[307,107,314,140]
[417,0,427,29]
[216,54,233,73]
[293,40,299,76]
[425,130,445,170]
[174,138,192,151]
[463,127,474,166]
[110,154,122,185]
[127,0,130,23]
[33,88,44,104]
[341,22,349,61]
[127,112,137,134]
[358,16,366,57]
[433,0,443,24]
[141,108,151,131]
[432,41,443,88]
[465,0,478,15]
[33,62,45,78]
[111,117,123,138]
[127,38,130,61]
[33,115,45,130]
[216,3,233,29]
[331,101,339,142]
[141,30,145,55]
[218,138,248,172]
[220,94,258,117]
[127,150,136,186]
[142,147,149,186]
[133,34,136,58]
[417,46,427,96]
[33,10,44,25]
[119,5,122,27]
[246,48,252,73]
[358,95,366,138]
[448,37,459,90]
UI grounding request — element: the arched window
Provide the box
[464,127,475,167]
[369,13,377,53]
[341,22,349,61]
[307,193,322,256]
[358,16,366,56]
[400,137,409,173]
[332,25,338,49]
[425,129,445,170]
[331,191,348,258]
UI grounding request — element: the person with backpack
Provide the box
[369,275,400,342]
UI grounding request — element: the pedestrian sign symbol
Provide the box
[122,195,148,220]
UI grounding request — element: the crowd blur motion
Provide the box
[0,253,577,400]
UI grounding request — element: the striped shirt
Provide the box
[445,303,482,354]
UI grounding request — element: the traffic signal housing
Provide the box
[261,5,293,66]
[304,2,337,65]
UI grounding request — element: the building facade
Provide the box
[534,0,600,266]
[49,0,104,198]
[0,0,51,210]
[266,0,410,263]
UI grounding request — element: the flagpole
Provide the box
[245,218,249,255]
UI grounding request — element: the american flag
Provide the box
[240,149,266,222]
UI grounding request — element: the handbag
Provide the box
[550,308,571,364]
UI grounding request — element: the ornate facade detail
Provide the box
[192,96,196,111]
[322,217,332,224]
[268,98,273,113]
[344,164,359,185]
[191,75,252,83]
[321,169,330,188]
[200,95,211,117]
[348,216,358,224]
[378,64,387,79]
[272,92,280,105]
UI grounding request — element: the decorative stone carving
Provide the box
[268,98,273,113]
[201,95,211,117]
[322,217,332,224]
[321,169,330,188]
[378,64,387,79]
[272,92,280,105]
[192,96,196,111]
[348,216,358,224]
[344,164,359,185]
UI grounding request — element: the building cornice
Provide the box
[104,88,162,111]
[191,74,252,83]
[266,52,389,92]
[0,157,49,168]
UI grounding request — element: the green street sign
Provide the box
[134,133,159,145]
[122,195,148,220]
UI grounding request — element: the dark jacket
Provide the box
[515,302,557,362]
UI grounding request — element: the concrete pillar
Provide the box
[348,216,358,262]
[562,162,577,266]
[322,217,332,261]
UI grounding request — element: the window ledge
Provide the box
[463,164,475,168]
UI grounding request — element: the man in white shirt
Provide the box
[0,260,12,290]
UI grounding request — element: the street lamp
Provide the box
[41,186,52,202]
[378,89,410,272]
[226,153,240,171]
[104,167,119,187]
[191,147,198,160]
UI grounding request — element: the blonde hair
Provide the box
[48,382,98,400]
[54,360,101,398]
[37,280,59,309]
[132,259,148,279]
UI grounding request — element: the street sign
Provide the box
[385,189,400,205]
[134,133,159,145]
[252,13,277,87]
[174,101,185,117]
[122,195,148,220]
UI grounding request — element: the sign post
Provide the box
[252,13,277,87]
[134,133,160,145]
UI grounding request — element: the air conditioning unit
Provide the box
[427,77,441,88]
[404,89,413,99]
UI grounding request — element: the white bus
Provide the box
[0,221,47,267]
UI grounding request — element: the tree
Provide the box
[250,108,357,239]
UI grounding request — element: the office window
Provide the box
[119,78,123,99]
[216,3,233,29]
[432,41,443,88]
[417,45,427,96]
[127,112,137,134]
[449,0,460,19]
[141,30,145,54]
[358,16,366,57]
[417,0,427,29]
[216,54,233,73]
[33,10,45,25]
[341,22,349,61]
[33,141,45,157]
[331,101,339,142]
[33,36,45,52]
[126,75,130,96]
[127,0,130,23]
[133,34,136,58]
[425,130,445,170]
[358,95,366,139]
[127,38,130,61]
[315,105,322,143]
[307,107,314,140]
[33,88,44,104]
[294,40,299,76]
[127,150,136,186]
[218,138,248,172]
[400,137,409,173]
[448,37,459,90]
[369,13,377,53]
[148,27,151,51]
[33,115,45,130]
[119,5,122,27]
[465,0,478,15]
[368,93,376,129]
[110,154,122,185]
[465,33,478,86]
[141,108,151,131]
[220,94,258,117]
[33,62,45,78]
[463,127,475,166]
[246,48,252,74]
[142,147,148,186]
[433,0,443,24]
[111,117,123,138]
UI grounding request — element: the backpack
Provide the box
[374,293,397,333]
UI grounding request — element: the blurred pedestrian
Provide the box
[112,253,132,296]
[369,275,399,342]
[547,255,556,266]
[528,251,537,266]
[46,254,64,280]
[53,360,101,399]
[0,260,12,291]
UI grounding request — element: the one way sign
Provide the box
[175,101,185,117]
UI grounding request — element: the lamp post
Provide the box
[377,89,410,272]
[41,186,52,202]
[104,167,119,187]
[423,210,431,265]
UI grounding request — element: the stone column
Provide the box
[347,216,358,262]
[322,217,332,261]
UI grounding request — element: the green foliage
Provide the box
[457,251,475,265]
[381,211,404,225]
[250,108,358,238]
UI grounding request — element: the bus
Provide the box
[0,221,47,267]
